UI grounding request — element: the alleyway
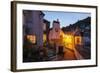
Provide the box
[51,47,85,61]
[63,48,77,60]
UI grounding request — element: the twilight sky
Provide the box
[43,11,91,28]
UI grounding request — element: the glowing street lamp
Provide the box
[63,34,75,49]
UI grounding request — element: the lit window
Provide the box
[75,36,82,45]
[27,35,36,44]
[43,34,47,42]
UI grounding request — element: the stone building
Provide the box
[23,10,45,46]
[43,19,50,43]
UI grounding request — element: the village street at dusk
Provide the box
[23,10,91,62]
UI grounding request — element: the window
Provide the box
[27,35,36,44]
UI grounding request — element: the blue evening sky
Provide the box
[43,11,91,28]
